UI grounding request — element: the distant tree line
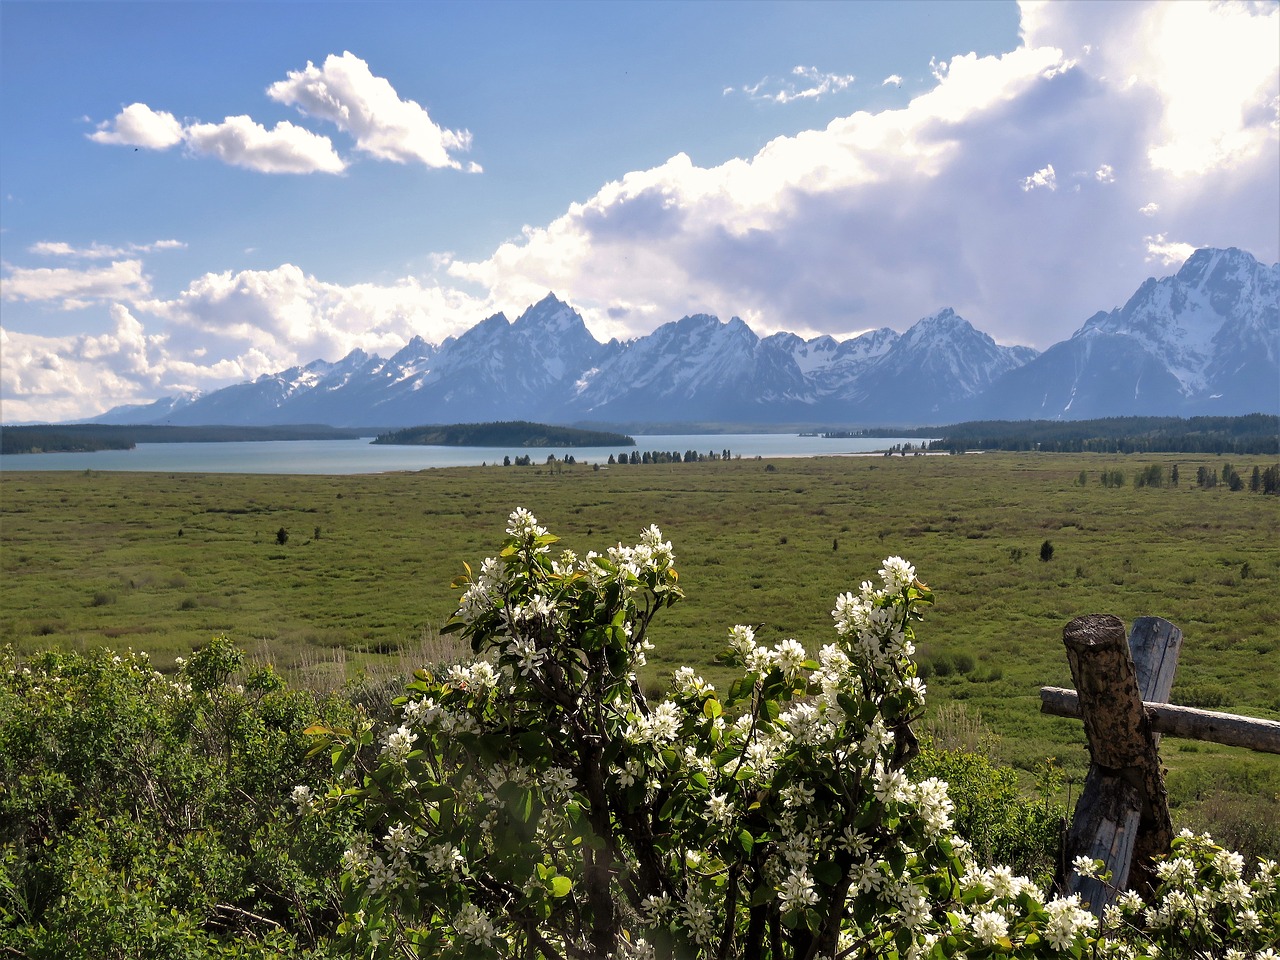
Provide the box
[373,420,634,448]
[607,448,734,465]
[840,415,1279,455]
[1074,460,1279,494]
[1,423,366,455]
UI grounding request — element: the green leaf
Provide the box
[813,860,841,886]
[702,698,723,720]
[550,875,572,898]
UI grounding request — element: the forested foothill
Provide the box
[842,414,1280,455]
[1,424,368,455]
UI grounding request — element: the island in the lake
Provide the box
[371,421,635,448]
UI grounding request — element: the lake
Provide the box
[0,434,927,475]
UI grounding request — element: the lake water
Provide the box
[0,434,927,475]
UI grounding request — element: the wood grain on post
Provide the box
[1059,615,1178,912]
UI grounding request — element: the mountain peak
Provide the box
[513,293,590,337]
[903,308,983,347]
[1175,246,1254,288]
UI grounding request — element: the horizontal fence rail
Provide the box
[1041,686,1280,754]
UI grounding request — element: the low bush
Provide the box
[0,640,357,958]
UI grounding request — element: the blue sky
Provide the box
[2,0,1277,422]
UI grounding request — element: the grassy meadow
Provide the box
[3,451,1278,843]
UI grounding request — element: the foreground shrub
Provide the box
[0,640,353,958]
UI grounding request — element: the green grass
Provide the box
[3,452,1278,837]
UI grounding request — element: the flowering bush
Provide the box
[1085,830,1280,958]
[313,511,1116,958]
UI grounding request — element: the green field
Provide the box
[3,453,1278,841]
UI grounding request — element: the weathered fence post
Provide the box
[1057,615,1181,912]
[1043,614,1280,915]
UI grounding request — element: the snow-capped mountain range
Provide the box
[92,247,1278,428]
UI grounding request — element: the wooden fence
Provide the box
[1040,614,1280,915]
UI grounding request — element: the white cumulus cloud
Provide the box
[1145,233,1198,266]
[1,260,150,308]
[183,116,346,174]
[729,65,856,104]
[266,51,476,170]
[1020,163,1057,191]
[1,263,492,422]
[29,239,187,259]
[89,103,184,148]
[88,51,475,174]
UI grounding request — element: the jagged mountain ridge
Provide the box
[92,248,1278,427]
[968,247,1279,420]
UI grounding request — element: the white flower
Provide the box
[970,909,1008,945]
[879,556,916,592]
[680,886,716,944]
[1212,848,1245,879]
[779,868,818,910]
[1154,855,1195,884]
[423,843,465,877]
[543,765,578,800]
[647,701,682,742]
[780,701,826,746]
[1073,855,1103,879]
[290,784,314,809]
[506,507,547,540]
[1220,877,1251,906]
[781,782,816,811]
[507,636,546,677]
[453,902,497,947]
[910,777,954,836]
[639,524,674,564]
[463,659,497,694]
[1044,893,1096,950]
[707,792,733,826]
[838,828,871,857]
[402,696,442,727]
[673,666,714,699]
[728,624,757,658]
[636,891,671,925]
[773,638,808,677]
[382,724,416,763]
[873,764,909,804]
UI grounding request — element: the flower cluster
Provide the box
[1100,829,1280,957]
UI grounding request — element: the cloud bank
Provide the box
[88,52,476,174]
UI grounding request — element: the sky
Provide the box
[1,0,1277,423]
